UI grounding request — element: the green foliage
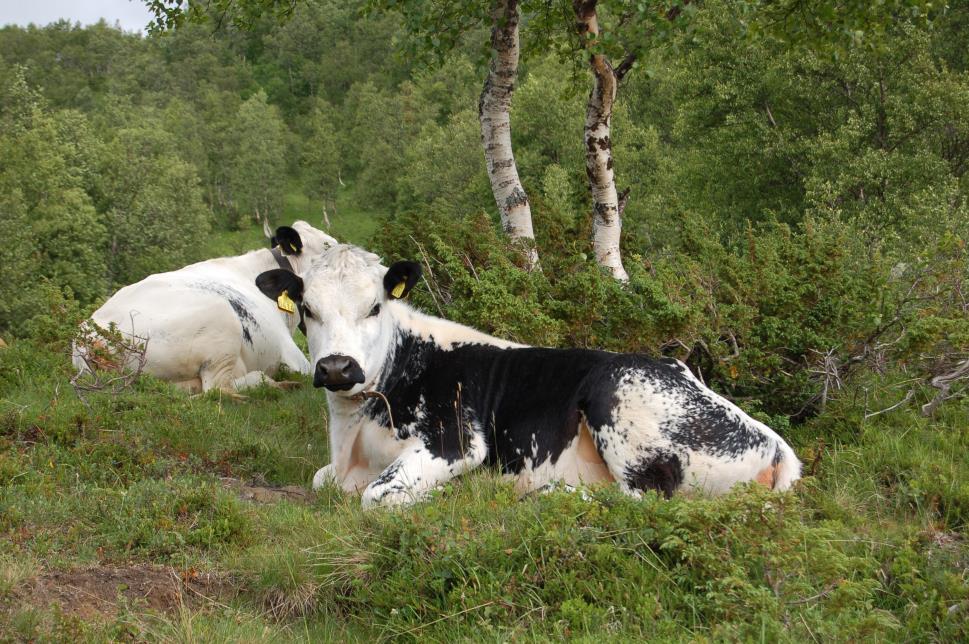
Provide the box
[299,98,342,206]
[225,90,289,227]
[95,113,213,286]
[396,109,492,216]
[0,67,106,334]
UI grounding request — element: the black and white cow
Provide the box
[256,245,801,507]
[73,221,336,394]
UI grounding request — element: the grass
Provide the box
[1,201,966,640]
[283,184,385,247]
[1,333,967,642]
[200,183,387,263]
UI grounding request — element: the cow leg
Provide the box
[199,355,294,394]
[229,370,274,390]
[312,463,376,492]
[171,377,203,394]
[312,463,336,489]
[361,440,486,509]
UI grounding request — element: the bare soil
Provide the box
[220,476,311,504]
[13,564,227,620]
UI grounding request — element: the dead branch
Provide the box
[408,235,446,317]
[617,187,631,216]
[70,317,149,402]
[864,389,915,420]
[921,358,969,416]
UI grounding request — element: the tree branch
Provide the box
[617,187,631,215]
[615,53,637,81]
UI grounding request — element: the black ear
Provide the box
[383,261,422,300]
[272,226,303,255]
[256,269,304,302]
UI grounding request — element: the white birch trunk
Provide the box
[479,0,539,269]
[575,1,629,282]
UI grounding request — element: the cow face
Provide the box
[256,245,420,395]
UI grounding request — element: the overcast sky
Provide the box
[0,0,156,33]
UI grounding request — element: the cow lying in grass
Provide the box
[256,245,801,507]
[73,221,336,395]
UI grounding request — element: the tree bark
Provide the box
[574,0,629,282]
[479,0,539,269]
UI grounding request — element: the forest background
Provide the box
[0,0,968,640]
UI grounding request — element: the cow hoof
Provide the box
[312,464,336,490]
[274,380,303,390]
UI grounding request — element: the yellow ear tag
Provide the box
[391,280,406,299]
[277,290,296,314]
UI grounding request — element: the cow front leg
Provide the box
[312,463,336,489]
[361,440,486,509]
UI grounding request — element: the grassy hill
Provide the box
[1,286,966,641]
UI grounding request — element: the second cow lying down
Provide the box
[257,245,801,507]
[74,221,335,394]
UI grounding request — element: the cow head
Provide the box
[255,245,420,395]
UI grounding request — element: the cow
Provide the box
[72,221,337,395]
[255,244,801,508]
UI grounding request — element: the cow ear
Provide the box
[273,226,303,255]
[256,269,304,303]
[383,261,422,300]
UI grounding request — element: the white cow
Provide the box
[72,221,336,394]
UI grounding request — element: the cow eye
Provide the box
[368,303,381,318]
[302,306,314,320]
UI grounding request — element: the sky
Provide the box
[0,0,156,33]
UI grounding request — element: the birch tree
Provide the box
[479,0,538,268]
[573,0,633,281]
[569,1,694,281]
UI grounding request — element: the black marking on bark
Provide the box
[504,186,528,209]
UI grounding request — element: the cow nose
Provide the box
[314,355,365,391]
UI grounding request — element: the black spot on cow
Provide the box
[625,451,684,499]
[242,326,253,346]
[351,319,780,498]
[360,332,639,475]
[371,460,402,489]
[227,297,253,325]
[191,282,261,334]
[657,374,769,458]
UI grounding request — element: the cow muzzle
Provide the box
[314,355,365,391]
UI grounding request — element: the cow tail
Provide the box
[770,441,802,491]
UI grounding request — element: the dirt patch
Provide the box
[220,476,311,504]
[14,564,227,621]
